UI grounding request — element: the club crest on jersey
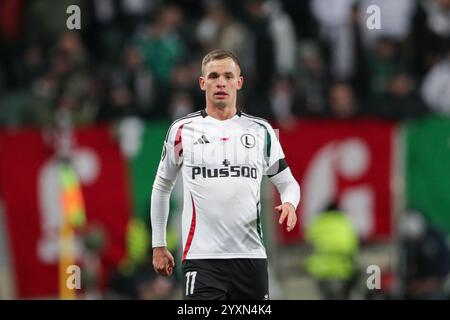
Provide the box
[241,134,256,148]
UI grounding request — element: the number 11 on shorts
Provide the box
[185,271,197,296]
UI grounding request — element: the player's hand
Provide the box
[153,247,175,277]
[275,203,297,232]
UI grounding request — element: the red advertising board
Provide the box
[274,119,395,244]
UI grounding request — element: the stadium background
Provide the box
[0,0,449,299]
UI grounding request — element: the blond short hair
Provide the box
[201,49,241,75]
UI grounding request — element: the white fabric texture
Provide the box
[269,167,301,210]
[151,175,176,247]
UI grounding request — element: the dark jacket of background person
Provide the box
[400,212,450,300]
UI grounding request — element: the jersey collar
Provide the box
[201,109,242,118]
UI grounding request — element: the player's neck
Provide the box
[205,105,238,121]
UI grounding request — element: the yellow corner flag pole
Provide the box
[59,163,86,299]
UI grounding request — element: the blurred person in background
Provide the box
[55,32,102,126]
[170,61,204,115]
[244,0,276,101]
[168,90,194,121]
[264,0,298,77]
[85,0,158,64]
[399,210,450,300]
[196,0,252,67]
[135,3,187,119]
[136,3,186,85]
[80,224,107,299]
[310,0,356,82]
[411,0,450,77]
[365,37,407,115]
[32,32,96,126]
[98,44,155,122]
[294,41,328,117]
[305,202,360,300]
[328,82,359,119]
[376,72,428,119]
[116,0,155,38]
[310,0,370,107]
[11,44,45,88]
[421,45,450,116]
[278,0,319,41]
[269,76,297,129]
[1,31,95,128]
[195,1,253,110]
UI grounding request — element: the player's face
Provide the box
[199,58,243,109]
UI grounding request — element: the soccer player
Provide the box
[151,49,300,300]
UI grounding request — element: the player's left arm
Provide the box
[269,165,300,232]
[264,125,301,232]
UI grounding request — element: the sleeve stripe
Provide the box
[164,111,201,142]
[182,194,197,261]
[268,158,288,178]
[256,201,263,240]
[241,112,270,124]
[174,121,191,164]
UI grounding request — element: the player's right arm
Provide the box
[150,121,184,276]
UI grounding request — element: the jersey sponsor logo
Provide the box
[192,165,258,179]
[241,134,256,148]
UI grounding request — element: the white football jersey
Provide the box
[156,109,286,260]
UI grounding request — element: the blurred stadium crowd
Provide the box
[1,0,450,300]
[0,0,449,128]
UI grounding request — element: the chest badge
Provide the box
[241,134,256,148]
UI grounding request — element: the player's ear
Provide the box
[199,76,206,91]
[237,76,244,91]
